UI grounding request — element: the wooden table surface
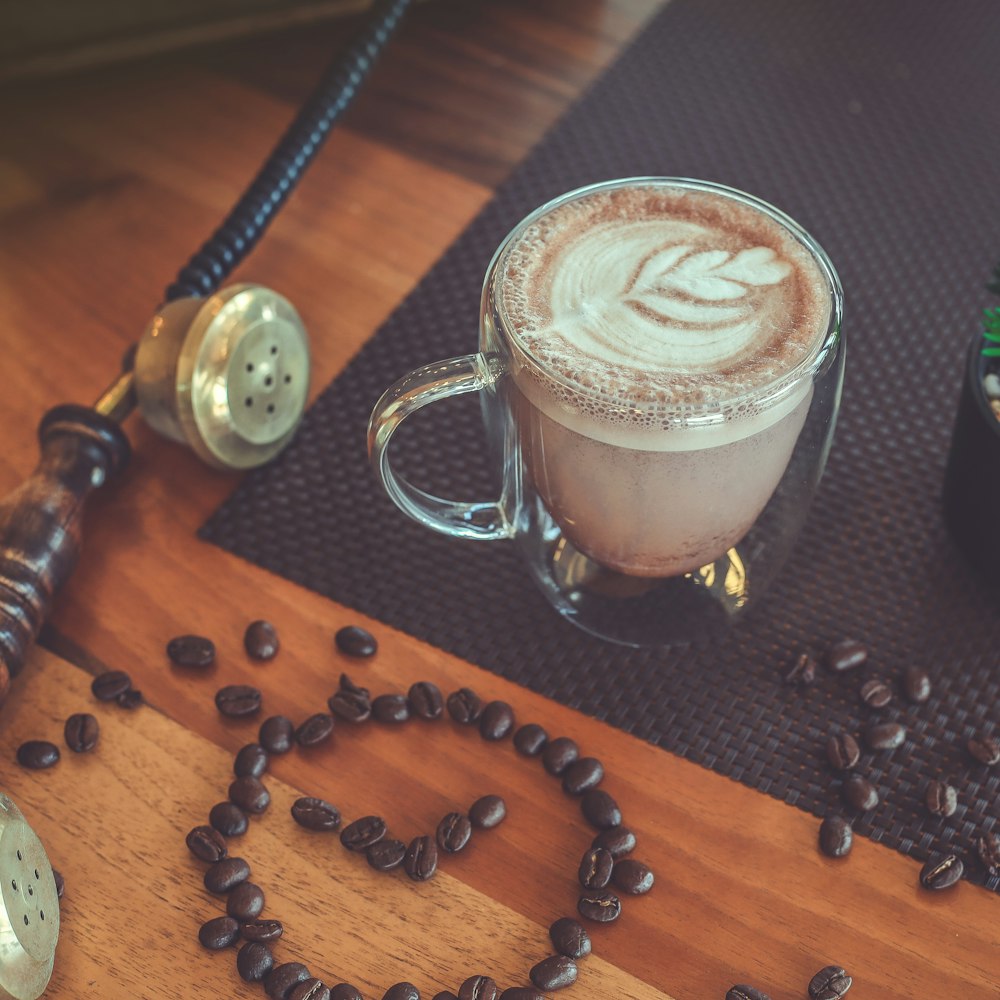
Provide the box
[0,2,996,998]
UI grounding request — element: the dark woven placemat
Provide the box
[202,0,1000,888]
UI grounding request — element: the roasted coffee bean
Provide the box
[543,737,579,776]
[91,669,132,701]
[240,919,284,943]
[290,979,331,1000]
[16,740,59,770]
[562,757,603,795]
[228,881,265,921]
[919,852,963,890]
[265,963,312,1000]
[581,790,621,829]
[367,838,406,872]
[404,835,438,881]
[432,993,459,1000]
[577,890,621,922]
[513,723,549,756]
[967,734,1000,766]
[408,681,444,720]
[726,986,771,1000]
[340,673,370,698]
[859,677,892,709]
[382,984,419,1000]
[167,634,215,668]
[187,824,227,862]
[340,815,387,852]
[234,743,269,778]
[808,965,852,999]
[259,716,295,754]
[328,680,372,723]
[198,915,240,950]
[64,713,99,753]
[549,916,591,959]
[116,688,143,710]
[530,955,577,991]
[902,664,931,704]
[498,991,545,1000]
[458,975,497,1000]
[925,780,958,818]
[229,776,270,815]
[335,625,377,658]
[373,694,410,724]
[825,733,860,771]
[783,652,817,687]
[480,701,515,741]
[216,684,262,718]
[612,858,654,894]
[841,775,879,812]
[976,831,1000,876]
[447,687,482,724]
[296,713,335,747]
[825,638,867,673]
[244,620,280,660]
[578,848,613,889]
[865,721,906,751]
[237,941,274,982]
[437,812,472,854]
[469,795,506,829]
[292,797,342,832]
[592,826,636,859]
[52,869,65,899]
[330,987,364,1000]
[204,856,251,894]
[819,815,853,858]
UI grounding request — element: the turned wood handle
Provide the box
[0,405,130,701]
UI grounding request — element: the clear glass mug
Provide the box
[368,178,844,645]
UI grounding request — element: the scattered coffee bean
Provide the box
[367,838,406,872]
[116,688,143,709]
[186,825,227,862]
[577,890,621,923]
[91,669,132,701]
[215,684,262,718]
[331,987,364,1000]
[167,634,215,668]
[296,713,335,747]
[819,815,853,858]
[807,965,852,999]
[408,681,444,720]
[783,652,817,686]
[265,963,311,1000]
[498,991,545,1000]
[432,993,458,1000]
[513,723,548,756]
[52,869,65,899]
[437,812,472,853]
[975,831,1000,876]
[458,974,497,1000]
[612,858,654,895]
[591,826,636,859]
[480,701,515,741]
[578,848,613,889]
[227,881,265,921]
[240,919,284,943]
[234,743,269,778]
[291,797,342,832]
[865,721,906,751]
[825,638,867,673]
[290,980,331,1000]
[925,780,958,818]
[64,713,99,753]
[530,955,577,991]
[340,815,387,852]
[727,987,771,1000]
[198,915,240,950]
[825,733,860,771]
[549,917,591,959]
[210,800,249,841]
[259,716,295,754]
[902,664,931,704]
[244,620,280,660]
[581,790,621,829]
[334,625,377,658]
[543,737,579,776]
[562,757,604,795]
[204,856,251,894]
[404,835,438,881]
[859,677,892,709]
[382,984,419,1000]
[328,676,372,723]
[966,734,1000,766]
[372,694,410,724]
[229,776,270,814]
[469,795,506,829]
[919,852,963,890]
[237,941,274,982]
[16,740,60,770]
[447,688,483,724]
[841,775,879,812]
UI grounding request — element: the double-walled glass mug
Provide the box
[368,178,844,645]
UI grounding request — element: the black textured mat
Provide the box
[203,0,1000,888]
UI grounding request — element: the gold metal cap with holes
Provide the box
[134,284,311,469]
[0,795,59,999]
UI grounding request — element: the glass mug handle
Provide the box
[367,352,512,540]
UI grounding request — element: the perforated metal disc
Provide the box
[0,795,58,1000]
